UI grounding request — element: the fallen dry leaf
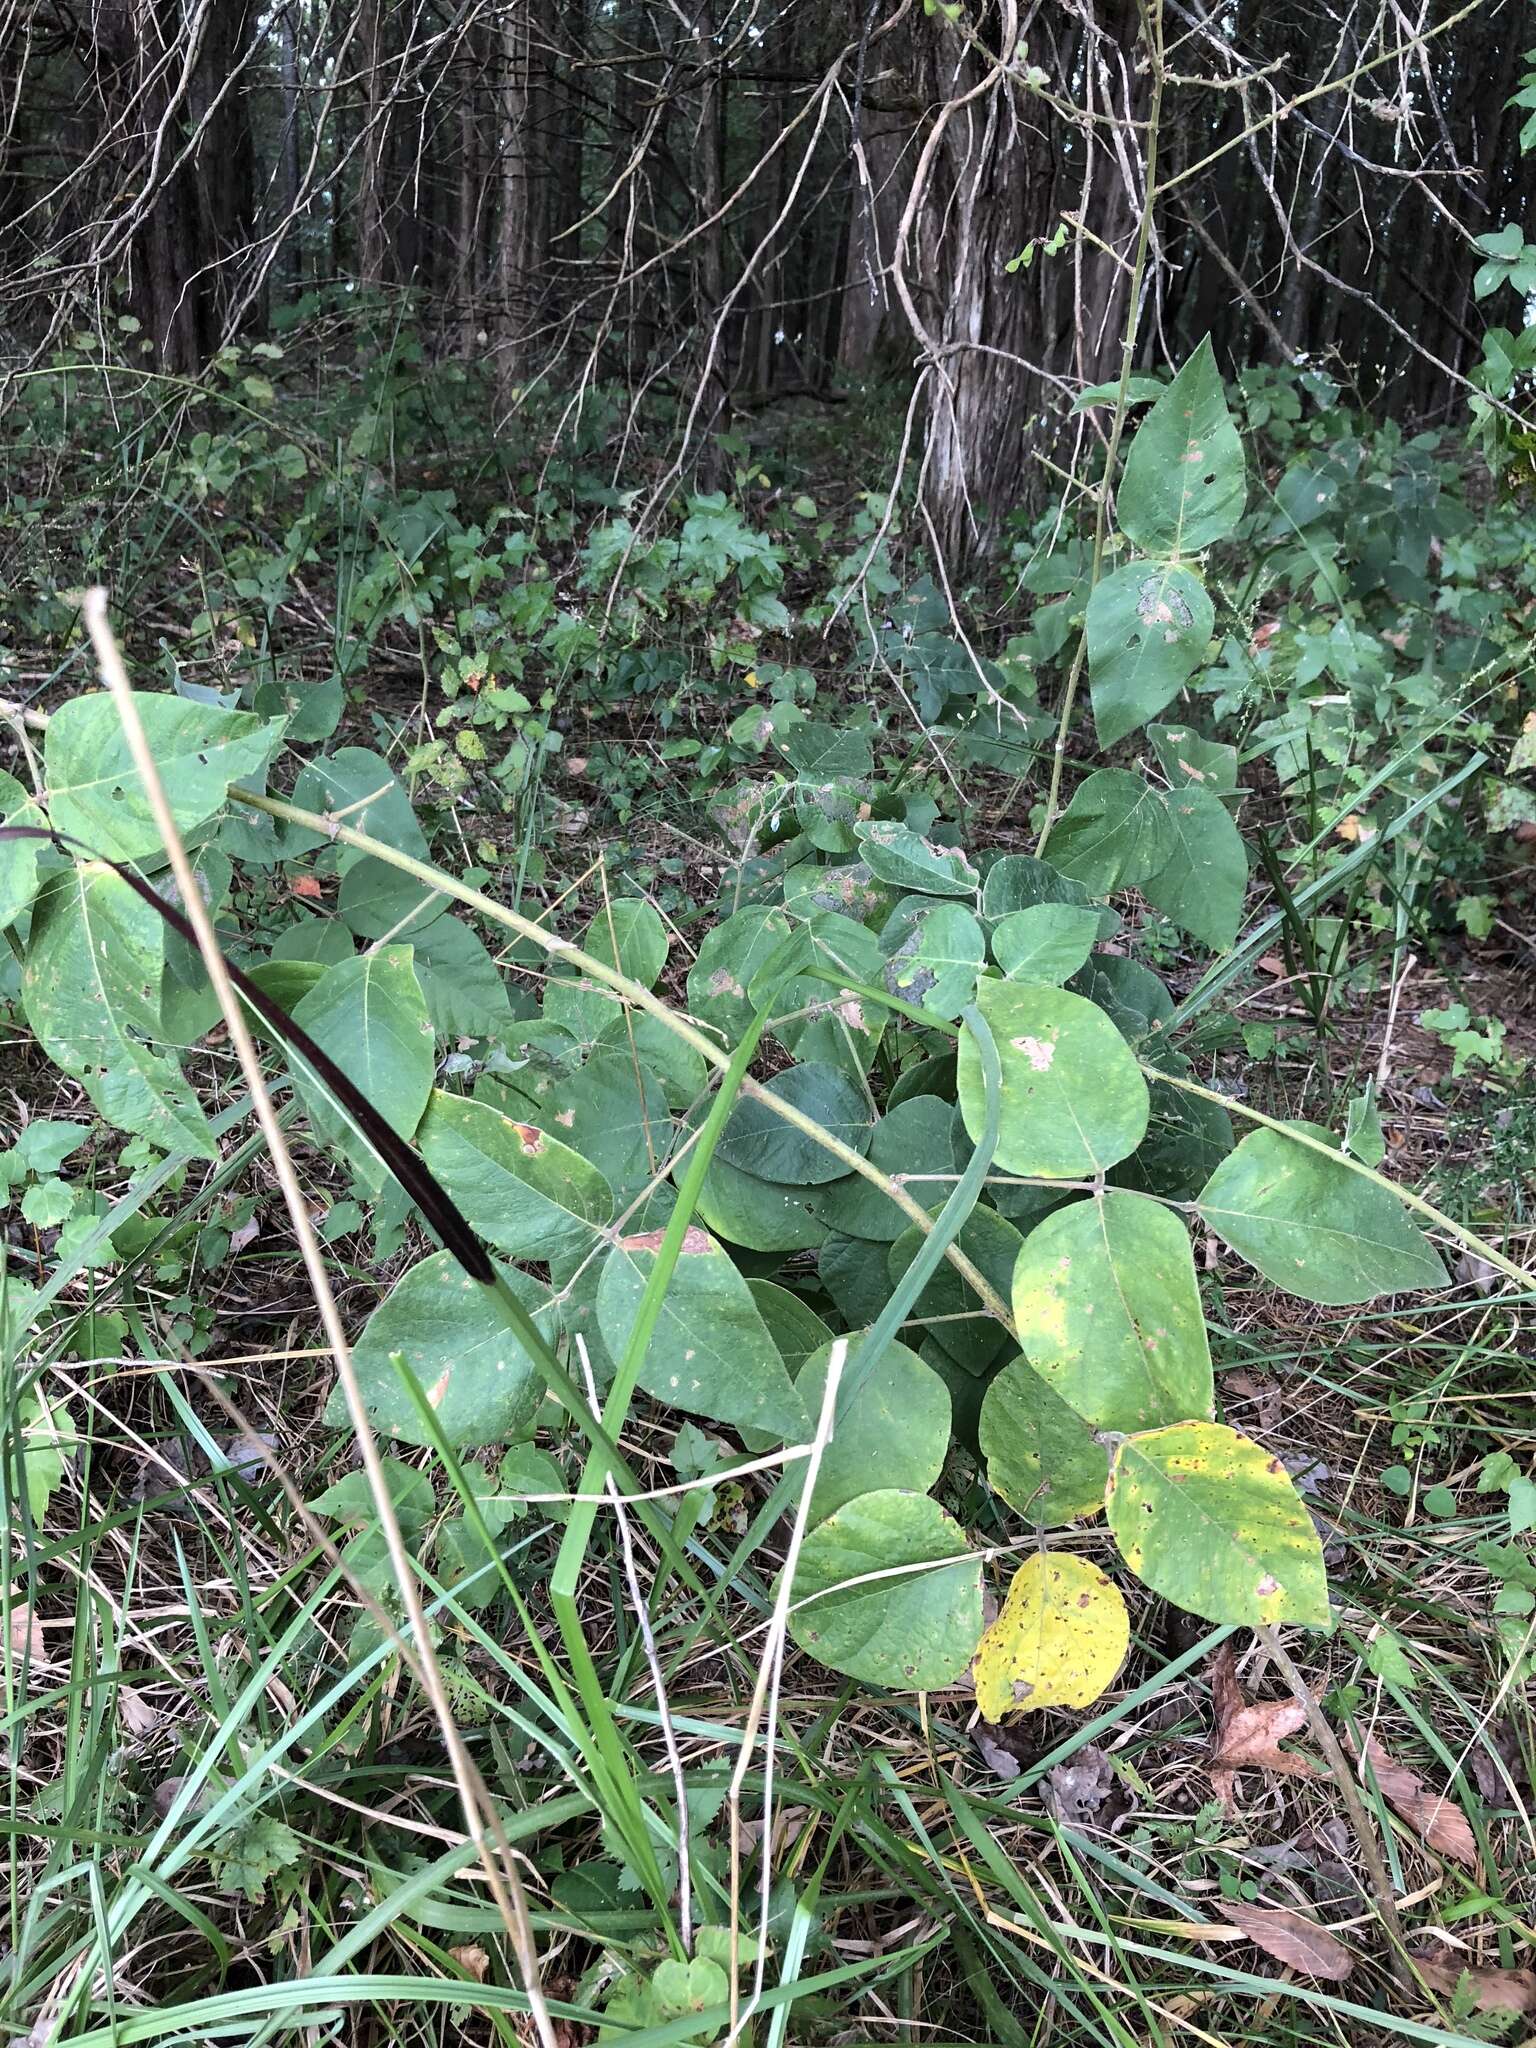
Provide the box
[450,1945,490,1983]
[1218,1900,1353,1982]
[1353,1734,1478,1871]
[1208,1643,1319,1810]
[8,1606,45,1664]
[119,1687,160,1737]
[1410,1946,1536,2014]
[289,874,324,900]
[1256,953,1286,976]
[1040,1745,1134,1830]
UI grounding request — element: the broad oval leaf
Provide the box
[580,896,669,989]
[1106,1421,1330,1629]
[978,1356,1109,1526]
[1011,1190,1212,1432]
[882,899,984,1019]
[958,978,1148,1178]
[718,1061,872,1185]
[44,690,284,862]
[1047,770,1176,894]
[410,913,517,1039]
[888,1201,1023,1375]
[1117,337,1247,557]
[1140,785,1248,953]
[747,1281,834,1376]
[810,1096,957,1242]
[1196,1124,1446,1304]
[497,1043,673,1202]
[1087,560,1214,747]
[418,1089,613,1267]
[787,1488,982,1689]
[854,821,979,899]
[0,770,47,927]
[290,946,435,1184]
[687,906,794,1044]
[1115,1063,1234,1201]
[21,866,215,1156]
[693,1151,832,1252]
[795,1333,951,1523]
[973,1554,1129,1719]
[337,1251,552,1447]
[990,903,1101,985]
[596,1223,808,1439]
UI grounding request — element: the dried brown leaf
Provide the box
[8,1606,45,1664]
[1410,1947,1536,2014]
[1219,1900,1354,1982]
[450,1945,490,1983]
[1207,1643,1319,1811]
[1353,1734,1479,1871]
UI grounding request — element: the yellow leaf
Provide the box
[974,1553,1128,1720]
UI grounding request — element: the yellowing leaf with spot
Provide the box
[1107,1421,1331,1630]
[974,1554,1129,1719]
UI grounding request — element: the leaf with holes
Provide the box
[687,906,795,1045]
[882,900,985,1018]
[290,947,435,1187]
[1196,1124,1446,1304]
[1141,785,1248,952]
[419,1090,613,1267]
[958,977,1148,1178]
[787,1489,982,1689]
[1011,1190,1212,1433]
[717,1061,873,1185]
[597,1224,808,1438]
[45,691,284,862]
[974,1554,1129,1719]
[1107,1421,1331,1629]
[979,1356,1109,1526]
[21,866,215,1156]
[990,903,1101,986]
[854,822,979,899]
[334,1251,553,1447]
[1047,771,1176,893]
[795,1334,951,1523]
[1088,561,1214,747]
[1118,337,1247,557]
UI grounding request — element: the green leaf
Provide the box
[13,1122,90,1176]
[17,1385,79,1522]
[1149,723,1239,795]
[751,912,886,1079]
[687,906,795,1045]
[882,900,984,1019]
[596,1223,808,1438]
[717,1061,872,1184]
[888,1202,1022,1375]
[580,897,669,989]
[1047,770,1176,893]
[496,1045,673,1202]
[1107,1421,1330,1629]
[285,748,429,864]
[44,691,283,862]
[978,1356,1109,1526]
[290,947,435,1185]
[853,822,979,898]
[1011,1190,1212,1432]
[795,1334,951,1523]
[809,1096,957,1242]
[330,1251,552,1448]
[418,1090,613,1266]
[1140,785,1248,952]
[1196,1124,1446,1304]
[990,903,1100,985]
[411,914,515,1038]
[787,1489,982,1688]
[1343,1083,1386,1169]
[20,1180,76,1227]
[21,866,215,1156]
[1087,560,1214,746]
[958,978,1148,1178]
[1115,1062,1234,1201]
[747,1281,834,1375]
[973,1554,1129,1718]
[337,856,448,939]
[309,1455,433,1536]
[1117,337,1247,557]
[981,853,1102,927]
[693,1151,831,1252]
[0,770,47,926]
[211,1815,304,1904]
